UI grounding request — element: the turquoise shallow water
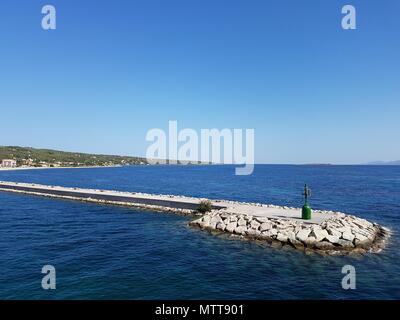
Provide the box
[0,165,399,299]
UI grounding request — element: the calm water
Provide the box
[0,165,399,299]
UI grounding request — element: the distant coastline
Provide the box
[0,146,209,169]
[0,165,126,171]
[1,146,399,168]
[0,145,147,168]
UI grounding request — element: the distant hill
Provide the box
[0,146,148,167]
[364,160,400,165]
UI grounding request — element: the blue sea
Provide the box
[0,165,399,299]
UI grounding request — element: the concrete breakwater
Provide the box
[0,181,225,213]
[0,181,390,255]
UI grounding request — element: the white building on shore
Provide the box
[1,159,17,168]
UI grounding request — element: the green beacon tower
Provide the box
[302,184,312,220]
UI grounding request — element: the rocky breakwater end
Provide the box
[189,210,390,255]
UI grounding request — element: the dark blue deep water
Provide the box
[0,165,399,299]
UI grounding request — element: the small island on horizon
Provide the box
[363,160,400,166]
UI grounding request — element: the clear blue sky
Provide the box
[0,0,399,164]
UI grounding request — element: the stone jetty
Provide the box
[189,209,390,255]
[0,181,390,255]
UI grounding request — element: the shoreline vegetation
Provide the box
[0,146,148,168]
[0,146,209,169]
